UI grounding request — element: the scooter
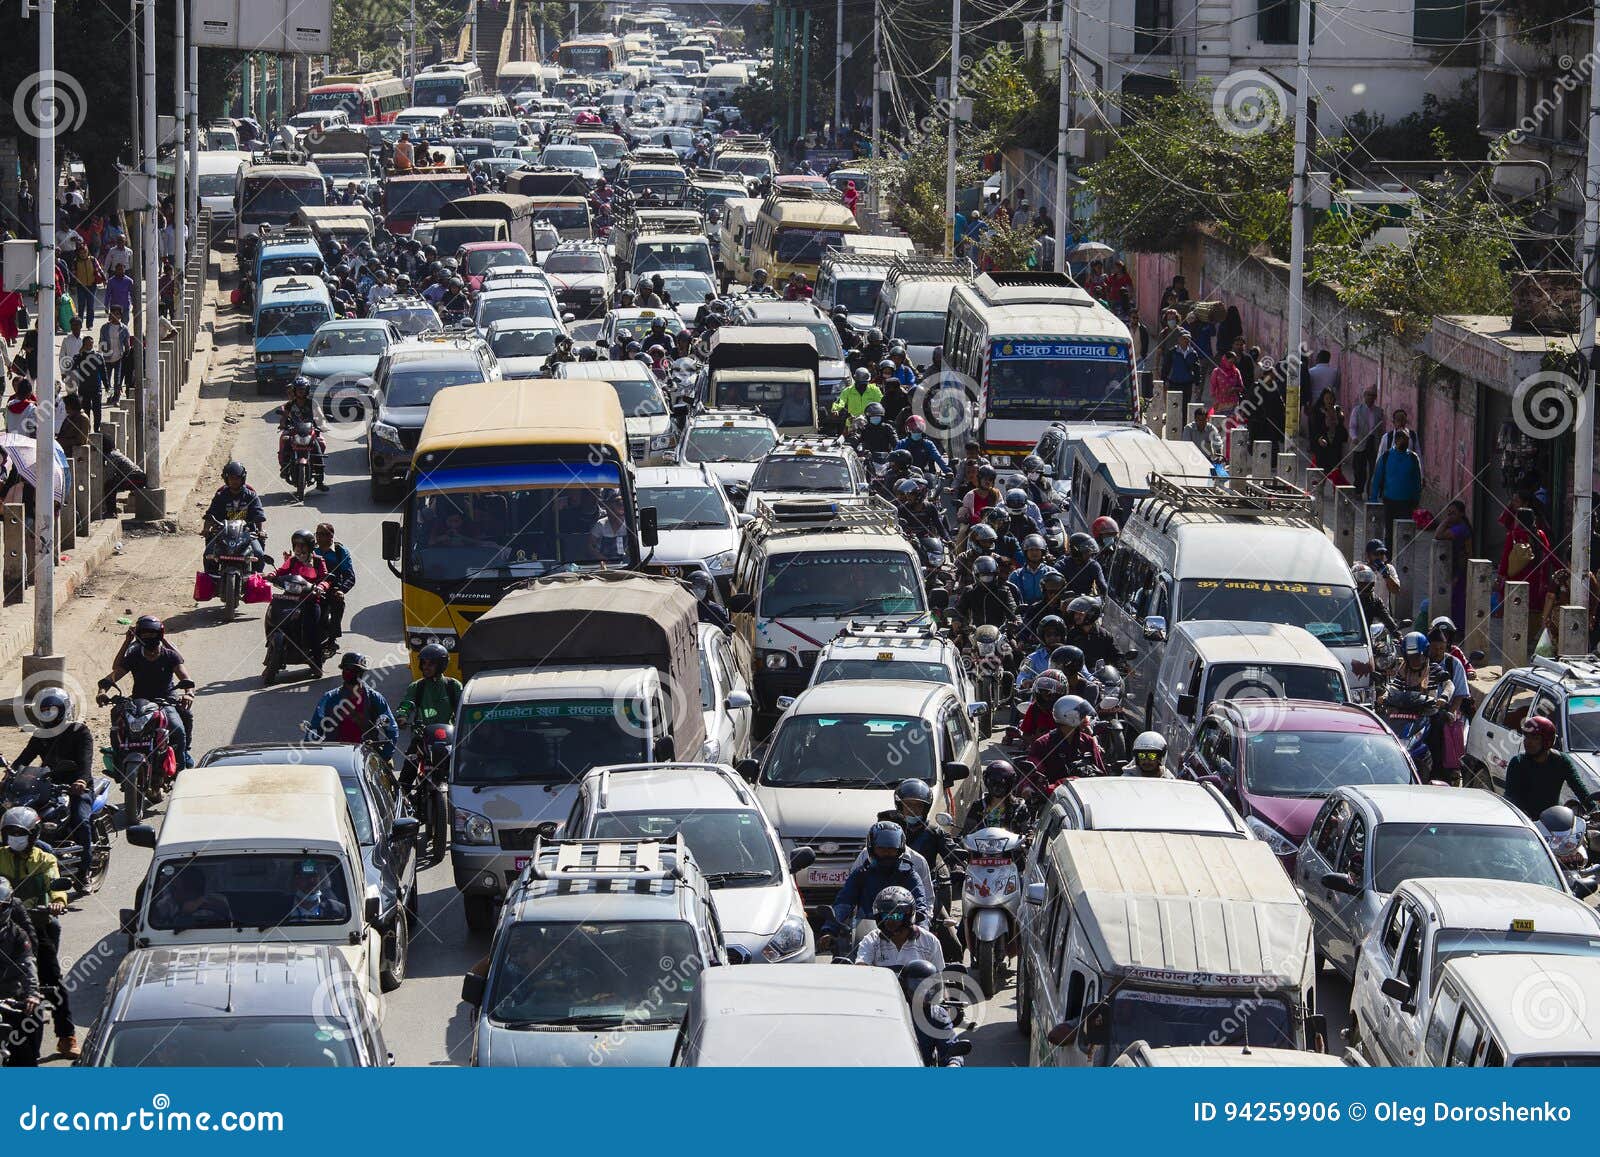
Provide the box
[405,721,454,868]
[958,823,1026,998]
[262,573,327,686]
[0,762,116,893]
[963,624,1013,737]
[1092,664,1129,765]
[99,689,182,824]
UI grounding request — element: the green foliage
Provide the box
[868,126,994,250]
[731,66,778,133]
[978,219,1043,270]
[1025,30,1047,90]
[968,46,1032,140]
[332,0,463,70]
[1335,81,1484,167]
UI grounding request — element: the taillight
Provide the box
[430,726,449,741]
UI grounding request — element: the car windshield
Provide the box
[710,377,813,428]
[487,920,702,1027]
[583,137,627,160]
[656,273,715,302]
[763,713,936,787]
[489,328,559,359]
[386,177,475,218]
[986,348,1134,423]
[465,246,531,275]
[642,484,730,529]
[1108,991,1296,1054]
[544,251,610,273]
[197,173,236,197]
[317,157,368,178]
[477,294,557,325]
[412,76,466,106]
[1243,730,1411,798]
[634,241,714,276]
[775,228,845,264]
[760,549,923,618]
[542,147,598,168]
[103,1017,360,1066]
[148,854,351,930]
[832,277,883,313]
[1566,696,1600,751]
[376,305,440,335]
[257,304,331,339]
[242,178,326,220]
[535,206,591,230]
[1178,580,1368,649]
[384,365,488,408]
[1372,822,1563,894]
[1202,662,1346,708]
[891,312,946,346]
[456,698,646,785]
[724,156,772,177]
[306,326,388,358]
[684,424,777,462]
[1434,929,1600,974]
[749,455,851,494]
[592,810,780,885]
[603,378,666,416]
[813,659,950,686]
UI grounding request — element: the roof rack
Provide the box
[523,835,689,892]
[1141,473,1317,523]
[259,225,317,244]
[750,493,901,535]
[763,184,844,208]
[820,246,901,271]
[883,256,974,287]
[1530,654,1600,681]
[841,620,945,640]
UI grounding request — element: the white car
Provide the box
[473,279,563,331]
[554,361,673,462]
[484,318,567,377]
[537,143,603,184]
[636,464,747,586]
[1463,655,1600,797]
[561,762,814,964]
[699,623,755,765]
[672,408,779,498]
[541,241,616,320]
[1350,876,1600,1065]
[806,621,974,705]
[741,437,866,513]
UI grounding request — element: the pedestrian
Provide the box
[1206,349,1243,415]
[69,243,102,330]
[3,374,39,436]
[96,306,130,412]
[104,234,134,282]
[1308,387,1348,479]
[1347,385,1384,495]
[1369,427,1422,543]
[1374,406,1419,459]
[1166,274,1190,303]
[1161,328,1204,414]
[56,393,91,456]
[103,262,135,322]
[1231,336,1257,407]
[1307,348,1338,404]
[1432,498,1472,626]
[1105,260,1133,304]
[1499,505,1556,614]
[58,314,88,386]
[1216,305,1243,355]
[1084,260,1108,301]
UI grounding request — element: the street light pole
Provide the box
[942,0,961,259]
[188,44,200,231]
[1052,0,1073,272]
[1572,9,1600,608]
[176,0,187,266]
[140,0,164,510]
[834,0,843,147]
[33,0,57,662]
[1284,0,1313,441]
[869,0,880,213]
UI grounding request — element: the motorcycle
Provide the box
[208,518,264,617]
[958,824,1026,997]
[1378,683,1442,779]
[279,421,324,501]
[405,721,454,868]
[262,572,327,686]
[964,624,1012,736]
[100,690,180,824]
[1092,664,1129,765]
[0,762,116,893]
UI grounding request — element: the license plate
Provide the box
[514,856,531,870]
[803,865,850,888]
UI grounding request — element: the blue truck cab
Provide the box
[253,228,325,293]
[254,276,334,386]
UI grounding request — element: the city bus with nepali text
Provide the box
[557,36,626,74]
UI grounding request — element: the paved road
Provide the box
[51,289,1349,1066]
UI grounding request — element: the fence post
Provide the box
[1164,391,1183,441]
[1391,520,1421,621]
[1331,485,1358,561]
[85,442,103,525]
[1362,504,1385,558]
[2,503,26,605]
[1276,451,1297,487]
[1304,469,1324,527]
[1559,605,1589,660]
[1464,558,1493,659]
[1228,432,1249,477]
[59,466,75,552]
[1501,580,1531,669]
[1427,539,1452,628]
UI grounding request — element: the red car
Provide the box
[1178,699,1420,871]
[457,241,533,293]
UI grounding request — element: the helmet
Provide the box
[970,524,998,550]
[291,528,315,551]
[649,316,668,332]
[418,642,449,668]
[689,572,715,601]
[982,759,1018,795]
[976,464,997,482]
[1366,537,1389,556]
[894,478,925,498]
[894,778,934,824]
[1351,562,1376,587]
[625,341,643,356]
[868,327,883,343]
[32,686,73,728]
[635,353,653,365]
[1021,454,1045,474]
[578,346,599,361]
[872,885,917,928]
[1,806,41,846]
[832,305,848,318]
[1132,731,1168,757]
[1033,670,1065,698]
[1400,630,1429,658]
[1430,615,1457,638]
[1537,805,1587,863]
[290,374,312,394]
[222,460,247,482]
[1037,614,1067,639]
[889,449,914,470]
[1521,715,1557,745]
[983,506,1011,530]
[339,651,370,673]
[1023,533,1047,555]
[899,958,940,1003]
[1053,694,1090,728]
[877,358,895,372]
[867,819,906,854]
[1004,488,1029,511]
[1091,515,1119,540]
[1040,570,1066,591]
[853,366,871,384]
[904,415,926,434]
[616,328,635,343]
[863,402,885,420]
[1066,595,1101,621]
[1051,644,1085,674]
[1068,531,1098,556]
[752,268,769,283]
[0,877,10,905]
[973,555,999,580]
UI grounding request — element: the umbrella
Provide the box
[1067,241,1115,262]
[0,432,67,503]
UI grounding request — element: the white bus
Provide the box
[943,271,1135,462]
[409,61,485,109]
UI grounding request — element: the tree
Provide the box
[868,125,994,250]
[978,219,1043,270]
[968,46,1032,140]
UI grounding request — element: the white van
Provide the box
[716,196,764,284]
[1020,829,1321,1066]
[1150,621,1351,756]
[1104,473,1372,723]
[873,257,974,370]
[122,764,389,997]
[195,150,251,240]
[1053,425,1217,537]
[815,248,896,333]
[1411,954,1600,1066]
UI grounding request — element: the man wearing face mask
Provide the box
[855,402,896,455]
[877,781,963,959]
[955,555,1019,630]
[895,415,948,475]
[97,616,195,769]
[307,653,399,764]
[0,807,72,1060]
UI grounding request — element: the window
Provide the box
[1064,970,1088,1020]
[1424,983,1459,1063]
[1490,680,1538,731]
[1413,0,1465,43]
[1257,0,1314,44]
[1482,1040,1506,1067]
[1380,899,1407,959]
[1134,0,1174,53]
[1449,1009,1483,1067]
[1396,912,1423,991]
[1337,813,1367,880]
[1311,798,1349,861]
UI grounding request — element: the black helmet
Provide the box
[1067,594,1102,621]
[863,402,885,419]
[899,957,940,1004]
[1068,531,1099,556]
[976,463,997,482]
[867,819,906,854]
[689,571,715,600]
[418,642,449,668]
[970,524,998,550]
[894,778,934,821]
[888,449,914,470]
[1021,454,1045,474]
[1004,488,1029,511]
[1037,614,1067,640]
[894,478,924,498]
[135,615,165,644]
[973,555,999,580]
[222,460,247,482]
[1051,644,1085,674]
[872,885,917,929]
[832,305,848,318]
[982,759,1018,795]
[339,652,370,673]
[291,528,315,551]
[1022,533,1048,554]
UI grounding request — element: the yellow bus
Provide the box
[380,379,653,675]
[749,187,861,287]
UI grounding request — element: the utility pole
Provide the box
[799,9,811,148]
[140,0,164,515]
[32,0,58,668]
[1052,0,1073,271]
[1284,0,1312,440]
[942,0,961,258]
[471,0,479,61]
[175,0,187,267]
[408,0,416,82]
[188,43,200,231]
[1573,10,1600,607]
[833,0,843,147]
[870,0,880,172]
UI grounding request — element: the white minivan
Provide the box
[195,150,251,240]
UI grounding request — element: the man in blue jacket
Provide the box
[1369,428,1422,544]
[829,821,932,941]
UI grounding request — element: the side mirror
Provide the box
[659,450,680,464]
[966,701,987,719]
[927,586,950,611]
[1380,977,1413,1005]
[774,695,796,712]
[1025,881,1046,906]
[461,972,486,1007]
[364,896,382,926]
[735,757,760,783]
[725,592,754,614]
[639,506,659,548]
[1468,649,1486,665]
[118,907,137,933]
[725,689,753,711]
[935,812,954,829]
[1176,693,1197,717]
[390,816,421,843]
[1143,615,1166,639]
[1320,872,1361,896]
[942,761,970,783]
[788,846,816,873]
[126,824,157,850]
[381,520,402,562]
[735,512,755,526]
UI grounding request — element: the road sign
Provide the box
[192,0,332,54]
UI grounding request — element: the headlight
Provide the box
[372,421,403,445]
[761,915,809,962]
[453,807,495,845]
[407,633,457,651]
[705,550,734,572]
[1245,815,1298,857]
[759,649,792,671]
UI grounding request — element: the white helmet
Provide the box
[1350,562,1375,587]
[1052,695,1090,728]
[1132,731,1168,756]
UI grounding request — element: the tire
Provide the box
[84,814,113,894]
[122,776,142,825]
[292,460,307,502]
[221,571,240,616]
[974,938,1002,999]
[463,894,497,936]
[428,789,450,868]
[379,909,408,992]
[1015,960,1033,1032]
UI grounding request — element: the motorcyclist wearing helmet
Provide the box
[875,781,964,958]
[689,571,733,634]
[961,760,1032,835]
[0,805,72,1059]
[1018,454,1050,507]
[899,959,966,1067]
[1389,628,1450,774]
[854,326,887,370]
[1058,532,1108,598]
[1352,562,1398,636]
[203,460,269,571]
[854,885,944,969]
[277,376,329,491]
[609,327,636,362]
[1025,694,1105,793]
[1050,643,1104,707]
[98,615,195,767]
[954,522,1001,586]
[1430,615,1476,677]
[1008,534,1054,607]
[307,653,399,763]
[0,876,43,1065]
[9,687,95,888]
[395,642,463,787]
[896,415,948,474]
[1124,731,1172,777]
[269,529,333,672]
[831,365,882,420]
[1019,615,1069,692]
[855,401,897,455]
[1063,595,1118,670]
[895,477,945,546]
[1014,669,1066,744]
[876,361,912,427]
[829,820,932,940]
[1002,487,1044,543]
[1505,715,1595,821]
[748,268,776,296]
[541,334,577,375]
[955,555,1019,630]
[1024,571,1072,639]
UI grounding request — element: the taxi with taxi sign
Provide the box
[599,306,687,349]
[668,408,781,501]
[804,620,974,705]
[740,435,865,514]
